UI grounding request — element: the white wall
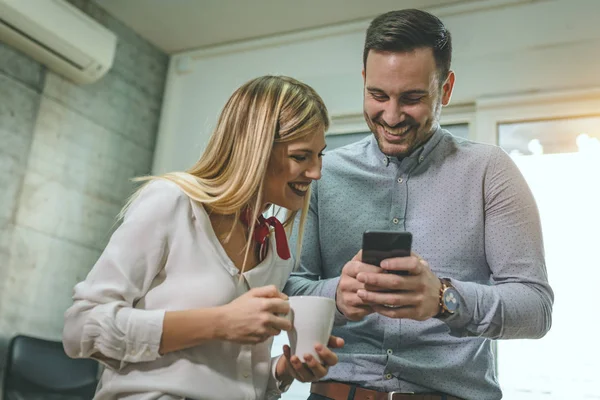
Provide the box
[152,0,600,174]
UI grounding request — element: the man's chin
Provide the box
[377,139,411,158]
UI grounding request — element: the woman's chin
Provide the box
[279,199,304,212]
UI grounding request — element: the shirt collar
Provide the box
[366,124,445,168]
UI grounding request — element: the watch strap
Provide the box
[435,278,452,318]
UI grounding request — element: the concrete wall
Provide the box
[0,0,168,375]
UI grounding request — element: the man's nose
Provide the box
[381,100,406,127]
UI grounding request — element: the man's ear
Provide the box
[441,71,455,106]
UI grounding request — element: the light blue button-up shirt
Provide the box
[284,126,553,400]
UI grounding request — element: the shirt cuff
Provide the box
[266,354,292,399]
[318,277,348,326]
[117,308,165,368]
[437,278,477,336]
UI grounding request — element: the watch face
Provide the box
[443,287,459,313]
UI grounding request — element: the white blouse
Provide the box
[63,180,294,400]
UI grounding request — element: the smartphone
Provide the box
[362,231,413,275]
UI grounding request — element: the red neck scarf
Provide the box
[240,210,291,261]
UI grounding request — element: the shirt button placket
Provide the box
[392,169,407,229]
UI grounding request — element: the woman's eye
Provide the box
[291,155,307,162]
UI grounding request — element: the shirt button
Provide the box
[397,177,403,183]
[385,373,393,380]
[243,372,250,378]
[392,218,399,224]
[419,156,425,163]
[387,349,393,355]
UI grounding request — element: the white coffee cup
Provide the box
[284,296,336,363]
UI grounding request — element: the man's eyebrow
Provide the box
[366,86,385,93]
[366,87,429,96]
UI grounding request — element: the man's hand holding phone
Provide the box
[335,250,380,321]
[356,231,442,320]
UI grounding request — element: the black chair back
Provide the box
[2,334,98,400]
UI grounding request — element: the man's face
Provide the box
[362,48,454,158]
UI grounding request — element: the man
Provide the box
[284,8,553,400]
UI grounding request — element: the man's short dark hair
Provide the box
[363,9,452,84]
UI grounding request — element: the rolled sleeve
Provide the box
[265,354,292,400]
[118,308,165,365]
[63,180,189,369]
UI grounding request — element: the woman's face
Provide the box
[263,130,326,211]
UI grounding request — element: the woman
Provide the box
[63,75,342,400]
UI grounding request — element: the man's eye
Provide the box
[403,97,423,104]
[371,94,388,102]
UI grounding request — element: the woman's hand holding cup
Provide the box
[275,296,344,384]
[276,335,344,383]
[217,285,292,344]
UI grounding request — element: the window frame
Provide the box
[475,87,600,145]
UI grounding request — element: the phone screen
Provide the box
[362,231,412,274]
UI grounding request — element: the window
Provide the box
[496,116,600,399]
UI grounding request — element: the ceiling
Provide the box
[94,0,474,54]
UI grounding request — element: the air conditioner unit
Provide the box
[0,0,117,84]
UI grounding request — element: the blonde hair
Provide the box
[122,75,329,272]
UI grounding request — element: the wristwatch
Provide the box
[436,278,459,317]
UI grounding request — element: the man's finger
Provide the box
[344,260,381,278]
[357,289,417,307]
[357,271,405,289]
[380,256,420,275]
[359,273,420,292]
